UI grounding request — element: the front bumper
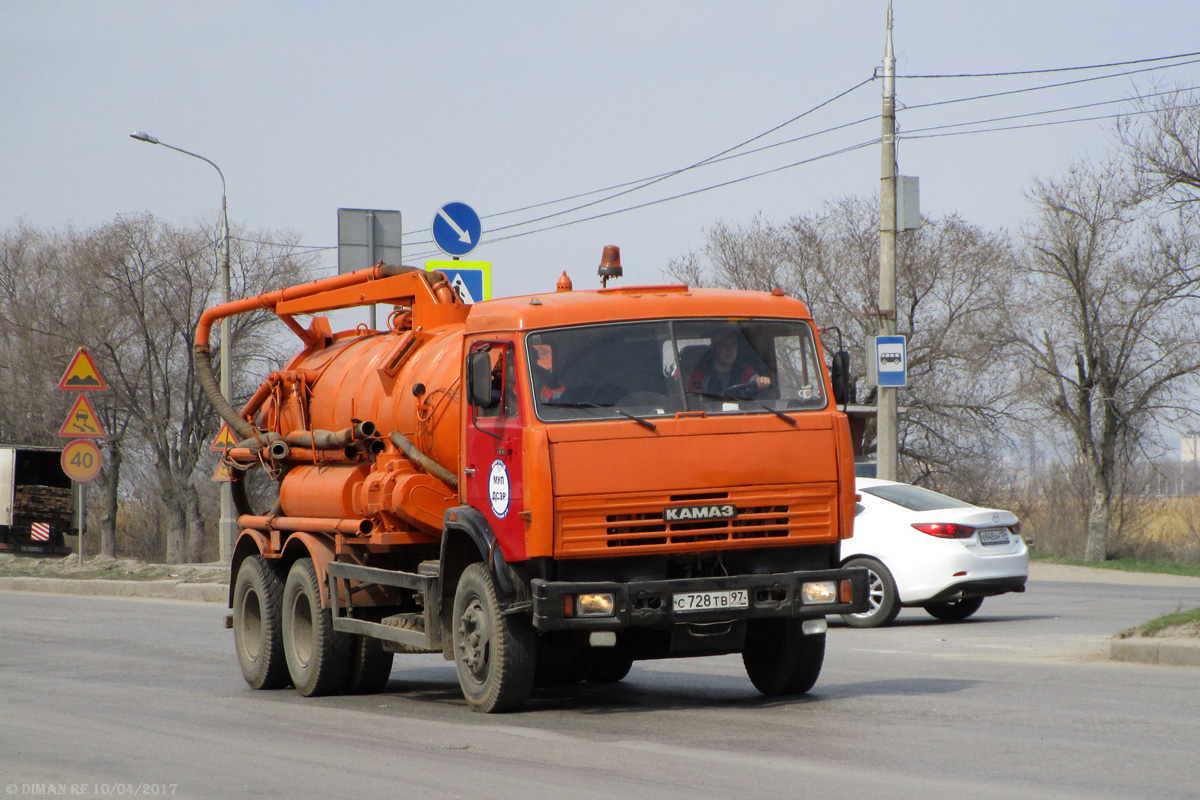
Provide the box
[531,568,868,631]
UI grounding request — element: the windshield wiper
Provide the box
[754,403,796,426]
[616,409,657,431]
[686,391,795,426]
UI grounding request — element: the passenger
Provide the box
[531,343,564,402]
[686,330,772,397]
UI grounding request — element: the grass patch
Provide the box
[1118,605,1200,638]
[1031,552,1200,578]
[1139,607,1200,636]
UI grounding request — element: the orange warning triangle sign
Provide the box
[210,422,239,451]
[58,394,107,439]
[58,347,107,391]
[212,462,235,483]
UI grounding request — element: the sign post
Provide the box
[58,347,106,566]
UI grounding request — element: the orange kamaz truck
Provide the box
[198,247,866,712]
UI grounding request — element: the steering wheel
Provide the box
[724,381,764,400]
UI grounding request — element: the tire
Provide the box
[742,619,825,695]
[586,655,633,684]
[282,558,352,697]
[840,557,901,628]
[452,563,536,713]
[232,556,290,690]
[924,596,985,622]
[345,634,395,695]
[534,636,592,687]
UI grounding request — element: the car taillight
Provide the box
[1010,521,1022,536]
[912,522,975,539]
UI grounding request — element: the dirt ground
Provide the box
[0,553,230,584]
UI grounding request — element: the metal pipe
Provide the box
[283,421,377,450]
[238,515,373,536]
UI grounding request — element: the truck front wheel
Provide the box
[742,619,825,695]
[232,556,290,690]
[452,563,535,713]
[282,558,351,697]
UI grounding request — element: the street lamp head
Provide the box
[130,131,160,144]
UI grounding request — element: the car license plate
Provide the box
[673,589,749,613]
[978,528,1010,546]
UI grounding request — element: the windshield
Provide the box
[526,318,828,423]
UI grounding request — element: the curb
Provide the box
[0,576,227,603]
[1110,637,1200,668]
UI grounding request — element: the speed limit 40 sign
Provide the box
[61,438,103,482]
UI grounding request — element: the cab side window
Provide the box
[478,343,519,420]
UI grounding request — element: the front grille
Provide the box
[556,484,837,556]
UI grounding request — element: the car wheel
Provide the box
[924,596,984,622]
[840,557,900,628]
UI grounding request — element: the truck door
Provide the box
[463,340,527,561]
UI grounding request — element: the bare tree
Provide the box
[1119,86,1200,206]
[1003,159,1200,561]
[0,215,315,562]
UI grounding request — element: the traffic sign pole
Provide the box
[58,346,106,564]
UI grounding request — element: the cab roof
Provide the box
[463,284,814,333]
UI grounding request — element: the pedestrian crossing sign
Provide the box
[425,261,491,304]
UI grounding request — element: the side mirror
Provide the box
[831,350,854,406]
[467,350,497,408]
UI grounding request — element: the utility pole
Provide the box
[876,1,900,481]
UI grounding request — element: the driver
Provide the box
[686,329,772,396]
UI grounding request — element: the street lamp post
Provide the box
[130,131,236,563]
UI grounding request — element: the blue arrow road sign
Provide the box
[432,202,482,257]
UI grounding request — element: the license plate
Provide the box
[673,589,749,613]
[978,528,1010,546]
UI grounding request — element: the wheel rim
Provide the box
[239,587,263,662]
[290,592,314,668]
[853,568,884,618]
[457,596,492,685]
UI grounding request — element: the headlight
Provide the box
[576,593,616,617]
[802,581,838,604]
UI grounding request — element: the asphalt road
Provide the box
[1,572,1198,800]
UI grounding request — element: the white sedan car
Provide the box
[840,478,1029,628]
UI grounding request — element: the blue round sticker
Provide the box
[487,459,510,519]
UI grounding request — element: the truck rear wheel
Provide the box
[452,563,535,713]
[345,634,395,695]
[742,619,825,695]
[282,558,351,697]
[232,556,290,690]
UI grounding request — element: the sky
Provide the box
[3,1,1200,304]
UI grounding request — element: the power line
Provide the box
[901,87,1189,136]
[897,50,1200,79]
[406,74,877,244]
[903,100,1200,141]
[901,57,1200,113]
[405,139,879,259]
